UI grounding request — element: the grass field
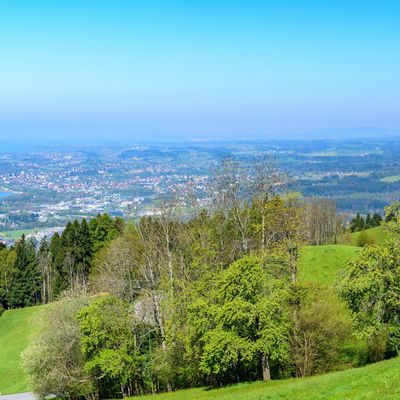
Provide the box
[0,229,39,240]
[350,226,387,246]
[298,245,359,285]
[134,357,400,400]
[295,226,389,286]
[380,175,400,183]
[0,306,41,395]
[3,305,400,400]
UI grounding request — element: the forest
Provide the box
[0,157,398,399]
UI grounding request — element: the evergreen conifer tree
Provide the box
[50,232,67,298]
[76,218,93,283]
[8,235,41,308]
[365,213,371,229]
[372,213,382,227]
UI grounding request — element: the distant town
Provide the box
[1,137,400,244]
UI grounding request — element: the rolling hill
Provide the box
[350,225,387,246]
[298,244,359,285]
[298,226,390,286]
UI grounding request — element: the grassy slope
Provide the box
[0,229,38,240]
[298,226,388,286]
[298,244,359,285]
[135,357,400,400]
[380,175,400,183]
[0,306,40,395]
[350,225,387,246]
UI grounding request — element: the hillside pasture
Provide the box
[134,357,400,400]
[0,306,41,394]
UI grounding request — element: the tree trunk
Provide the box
[302,336,308,377]
[151,293,166,349]
[262,355,271,381]
[261,213,265,249]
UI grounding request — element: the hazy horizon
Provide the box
[1,127,400,147]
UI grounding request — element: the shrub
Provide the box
[22,291,94,399]
[357,230,376,247]
[290,283,355,377]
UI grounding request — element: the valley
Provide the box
[2,137,400,244]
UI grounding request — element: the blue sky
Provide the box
[0,0,399,142]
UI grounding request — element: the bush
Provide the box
[0,304,4,317]
[337,230,353,245]
[22,291,94,399]
[357,230,376,247]
[290,283,356,377]
[77,295,154,398]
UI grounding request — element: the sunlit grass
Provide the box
[0,306,41,394]
[134,357,400,400]
[298,245,359,285]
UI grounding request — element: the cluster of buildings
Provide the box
[0,148,210,237]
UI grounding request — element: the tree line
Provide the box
[349,212,382,232]
[0,214,123,310]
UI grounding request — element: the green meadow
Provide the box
[350,225,387,246]
[0,306,40,394]
[298,244,359,285]
[0,229,38,240]
[380,175,400,183]
[134,357,400,400]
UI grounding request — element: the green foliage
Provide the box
[78,295,154,397]
[49,232,66,298]
[22,292,94,399]
[186,255,290,384]
[0,215,123,312]
[200,329,255,377]
[12,190,399,399]
[8,235,41,308]
[61,219,93,284]
[384,201,400,222]
[25,214,121,303]
[339,236,400,357]
[290,283,358,377]
[350,225,387,246]
[0,246,16,309]
[356,230,377,247]
[89,213,124,253]
[350,212,382,233]
[350,213,365,232]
